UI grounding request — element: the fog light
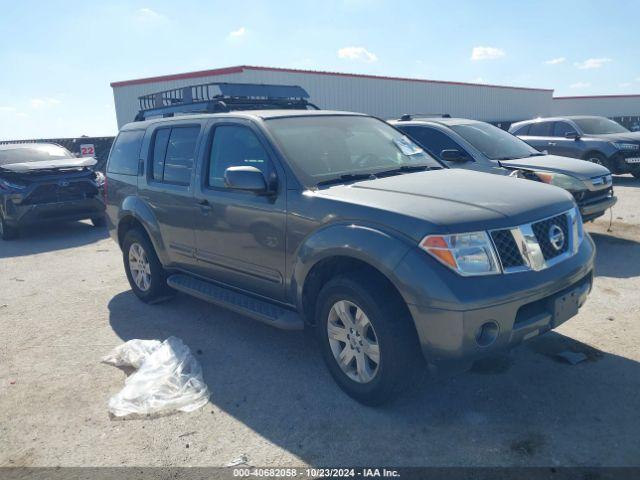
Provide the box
[476,321,499,347]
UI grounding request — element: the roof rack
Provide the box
[134,82,319,121]
[398,113,451,121]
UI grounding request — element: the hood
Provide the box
[588,132,640,142]
[0,157,97,173]
[500,154,610,180]
[317,169,575,234]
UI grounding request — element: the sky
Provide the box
[1,0,639,140]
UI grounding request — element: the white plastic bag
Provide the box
[102,337,210,417]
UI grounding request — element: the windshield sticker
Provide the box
[394,136,424,156]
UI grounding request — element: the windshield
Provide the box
[573,117,629,135]
[265,115,441,185]
[449,122,540,160]
[0,144,74,166]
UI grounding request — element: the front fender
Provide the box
[290,222,413,310]
[119,196,169,265]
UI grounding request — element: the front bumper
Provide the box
[394,234,595,366]
[3,197,105,227]
[578,194,617,222]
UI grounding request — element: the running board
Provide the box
[167,274,303,330]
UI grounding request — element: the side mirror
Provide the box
[565,131,581,140]
[224,166,268,194]
[441,149,468,162]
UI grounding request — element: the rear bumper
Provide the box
[394,234,596,367]
[3,197,105,227]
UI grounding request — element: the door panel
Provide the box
[550,122,584,159]
[193,121,287,300]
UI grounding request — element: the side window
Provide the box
[150,126,200,186]
[528,122,553,136]
[553,122,575,137]
[208,125,272,189]
[401,126,470,161]
[513,125,530,136]
[107,130,144,175]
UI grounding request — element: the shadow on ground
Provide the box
[108,290,640,466]
[590,232,640,279]
[0,221,108,259]
[613,175,640,187]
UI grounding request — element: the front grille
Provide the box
[531,213,569,260]
[490,230,524,268]
[25,181,98,205]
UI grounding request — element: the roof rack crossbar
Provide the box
[135,82,317,121]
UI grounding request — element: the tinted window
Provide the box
[449,122,539,160]
[513,125,530,136]
[553,122,576,137]
[399,126,470,161]
[266,116,440,185]
[107,130,144,175]
[528,122,553,136]
[152,126,199,185]
[573,117,629,134]
[151,128,170,181]
[208,125,272,188]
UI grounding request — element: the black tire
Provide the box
[91,215,107,228]
[584,152,611,170]
[0,213,19,240]
[315,271,424,405]
[122,228,171,303]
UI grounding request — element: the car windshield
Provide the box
[572,117,629,135]
[449,122,540,160]
[0,144,74,166]
[265,115,441,185]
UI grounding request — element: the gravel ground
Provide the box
[1,176,639,468]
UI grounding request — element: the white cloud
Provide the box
[570,82,591,89]
[337,46,378,63]
[545,57,566,65]
[471,77,485,83]
[30,98,61,109]
[228,27,246,39]
[136,8,166,23]
[574,58,612,69]
[0,106,17,112]
[471,46,505,61]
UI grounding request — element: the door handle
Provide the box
[548,142,556,146]
[197,198,212,213]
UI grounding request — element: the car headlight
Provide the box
[420,231,500,276]
[93,171,106,186]
[570,206,584,252]
[611,142,639,151]
[533,171,586,191]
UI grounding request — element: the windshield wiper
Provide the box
[374,164,436,177]
[316,173,377,187]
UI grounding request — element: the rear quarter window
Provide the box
[107,130,145,175]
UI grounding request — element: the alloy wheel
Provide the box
[327,300,380,383]
[129,242,151,292]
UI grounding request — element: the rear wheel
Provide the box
[0,213,19,240]
[122,229,170,303]
[315,272,424,405]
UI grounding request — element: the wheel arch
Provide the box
[116,196,169,264]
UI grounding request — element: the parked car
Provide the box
[391,116,616,222]
[106,106,595,405]
[0,143,106,240]
[509,116,640,178]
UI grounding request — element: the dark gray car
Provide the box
[0,143,106,240]
[106,110,595,404]
[391,117,616,222]
[509,115,640,178]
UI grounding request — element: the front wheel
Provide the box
[122,229,171,303]
[585,152,611,171]
[315,272,424,405]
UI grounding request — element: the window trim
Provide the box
[203,121,277,194]
[147,123,201,187]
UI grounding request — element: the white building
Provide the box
[110,65,555,128]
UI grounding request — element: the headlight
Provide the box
[533,171,585,191]
[611,142,639,151]
[419,231,500,276]
[570,206,584,252]
[93,171,106,186]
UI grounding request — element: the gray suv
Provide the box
[106,110,595,404]
[391,117,616,222]
[509,115,640,178]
